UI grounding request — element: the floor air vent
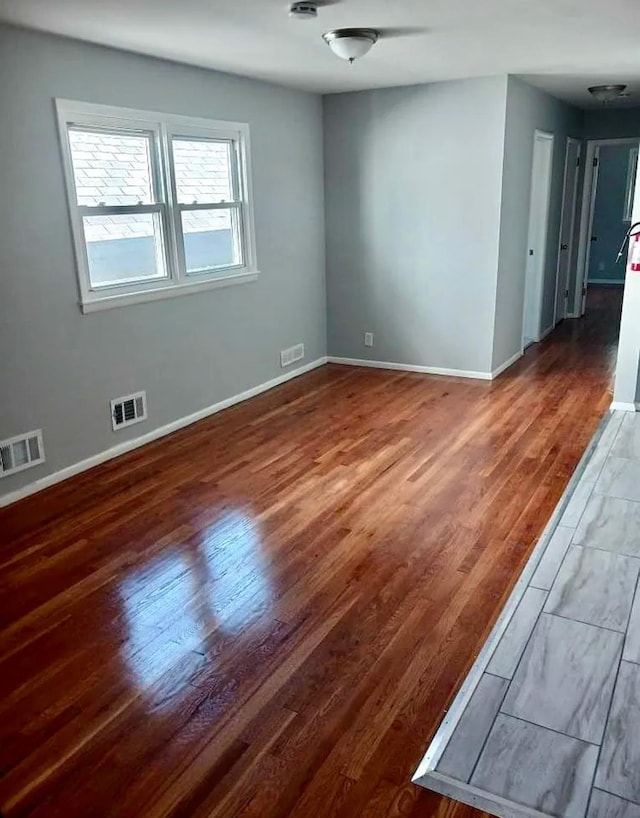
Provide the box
[280,343,305,368]
[111,391,147,431]
[0,430,45,478]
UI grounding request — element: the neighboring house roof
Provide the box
[69,129,232,241]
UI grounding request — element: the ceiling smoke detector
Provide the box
[588,84,628,104]
[289,1,318,19]
[323,28,380,63]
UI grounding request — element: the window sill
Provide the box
[80,270,260,314]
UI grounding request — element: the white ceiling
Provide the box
[1,0,640,108]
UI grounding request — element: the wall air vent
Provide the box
[0,430,45,478]
[280,343,305,368]
[110,391,147,431]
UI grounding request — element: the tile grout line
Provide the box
[530,535,575,595]
[581,564,640,818]
[620,656,640,668]
[556,541,640,562]
[587,411,626,485]
[543,610,630,637]
[565,479,596,533]
[528,543,640,595]
[466,592,551,784]
[607,412,627,461]
[464,669,513,784]
[594,784,640,810]
[493,710,601,748]
[537,431,616,593]
[529,527,575,592]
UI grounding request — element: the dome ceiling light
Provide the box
[322,28,380,63]
[588,84,628,104]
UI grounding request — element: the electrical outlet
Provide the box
[364,332,374,347]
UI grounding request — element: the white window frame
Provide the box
[56,99,259,313]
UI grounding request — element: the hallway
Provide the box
[0,290,625,818]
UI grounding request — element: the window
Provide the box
[623,146,639,223]
[56,100,258,312]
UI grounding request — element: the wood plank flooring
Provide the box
[0,288,623,818]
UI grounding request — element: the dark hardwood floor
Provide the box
[0,287,623,818]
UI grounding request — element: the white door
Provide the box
[554,138,581,324]
[580,145,601,316]
[523,131,554,347]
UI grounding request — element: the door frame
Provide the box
[573,137,640,317]
[522,129,555,351]
[553,137,582,325]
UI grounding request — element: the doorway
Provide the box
[554,138,581,324]
[574,138,640,317]
[523,130,554,348]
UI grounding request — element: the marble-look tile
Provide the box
[611,412,640,462]
[596,661,640,804]
[486,587,547,679]
[588,789,640,818]
[544,546,640,631]
[471,714,598,818]
[562,478,595,527]
[624,589,640,664]
[437,674,509,782]
[582,413,626,483]
[501,613,622,743]
[530,525,575,591]
[595,457,640,502]
[573,494,640,558]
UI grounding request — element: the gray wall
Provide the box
[0,25,326,499]
[614,274,640,406]
[324,76,508,374]
[492,77,583,370]
[614,155,640,407]
[588,145,631,284]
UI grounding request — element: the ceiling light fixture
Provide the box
[322,28,379,63]
[289,1,318,20]
[588,84,628,104]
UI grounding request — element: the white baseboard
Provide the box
[537,324,555,342]
[327,356,493,380]
[491,350,523,379]
[0,356,329,509]
[611,401,639,412]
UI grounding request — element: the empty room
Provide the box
[2,2,640,818]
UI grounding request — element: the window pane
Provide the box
[68,128,156,206]
[83,213,167,287]
[172,139,234,204]
[181,209,242,273]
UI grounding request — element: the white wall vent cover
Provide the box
[280,343,305,368]
[0,430,45,478]
[111,391,147,431]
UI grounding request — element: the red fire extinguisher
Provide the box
[616,222,640,270]
[630,232,640,272]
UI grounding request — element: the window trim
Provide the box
[55,99,259,313]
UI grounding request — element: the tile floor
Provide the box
[414,410,640,818]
